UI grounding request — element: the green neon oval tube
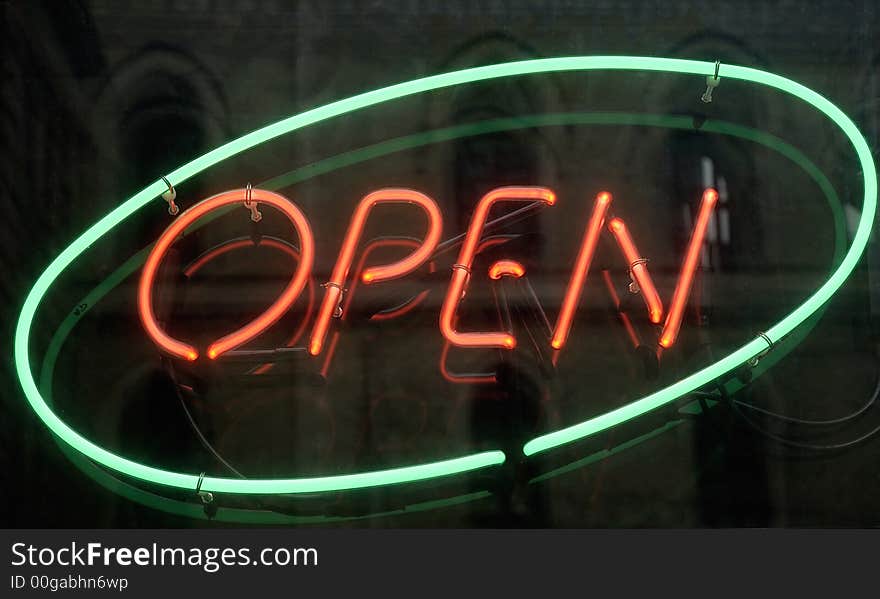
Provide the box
[15,57,876,493]
[36,112,845,515]
[37,111,845,513]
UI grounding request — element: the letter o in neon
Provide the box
[138,188,315,361]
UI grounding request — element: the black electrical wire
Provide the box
[176,390,246,478]
[165,361,247,479]
[729,365,880,427]
[730,400,880,451]
[717,374,880,451]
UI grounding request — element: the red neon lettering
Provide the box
[440,186,556,350]
[183,237,316,374]
[550,191,612,350]
[369,243,435,322]
[320,237,434,376]
[659,188,718,348]
[607,218,664,324]
[309,189,443,356]
[138,188,314,361]
[143,186,719,366]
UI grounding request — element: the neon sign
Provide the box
[550,190,612,350]
[138,183,716,360]
[15,57,877,503]
[138,188,316,362]
[310,189,442,356]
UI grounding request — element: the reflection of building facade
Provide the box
[4,1,879,528]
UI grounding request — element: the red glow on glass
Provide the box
[319,237,434,375]
[440,186,555,350]
[138,188,314,361]
[602,270,639,348]
[439,340,497,385]
[659,188,718,348]
[309,189,442,356]
[368,240,434,321]
[319,331,341,379]
[184,237,303,278]
[550,191,612,350]
[368,290,430,321]
[184,239,251,277]
[472,235,518,256]
[602,269,622,308]
[620,313,640,348]
[252,245,315,375]
[607,218,664,324]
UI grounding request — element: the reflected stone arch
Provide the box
[1,3,103,323]
[92,43,229,229]
[856,49,880,147]
[619,33,771,272]
[90,43,230,461]
[423,33,567,258]
[421,35,567,476]
[647,32,774,527]
[1,1,116,523]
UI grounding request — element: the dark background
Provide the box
[2,0,879,527]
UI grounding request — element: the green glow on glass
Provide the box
[16,57,875,494]
[57,439,492,523]
[529,420,684,485]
